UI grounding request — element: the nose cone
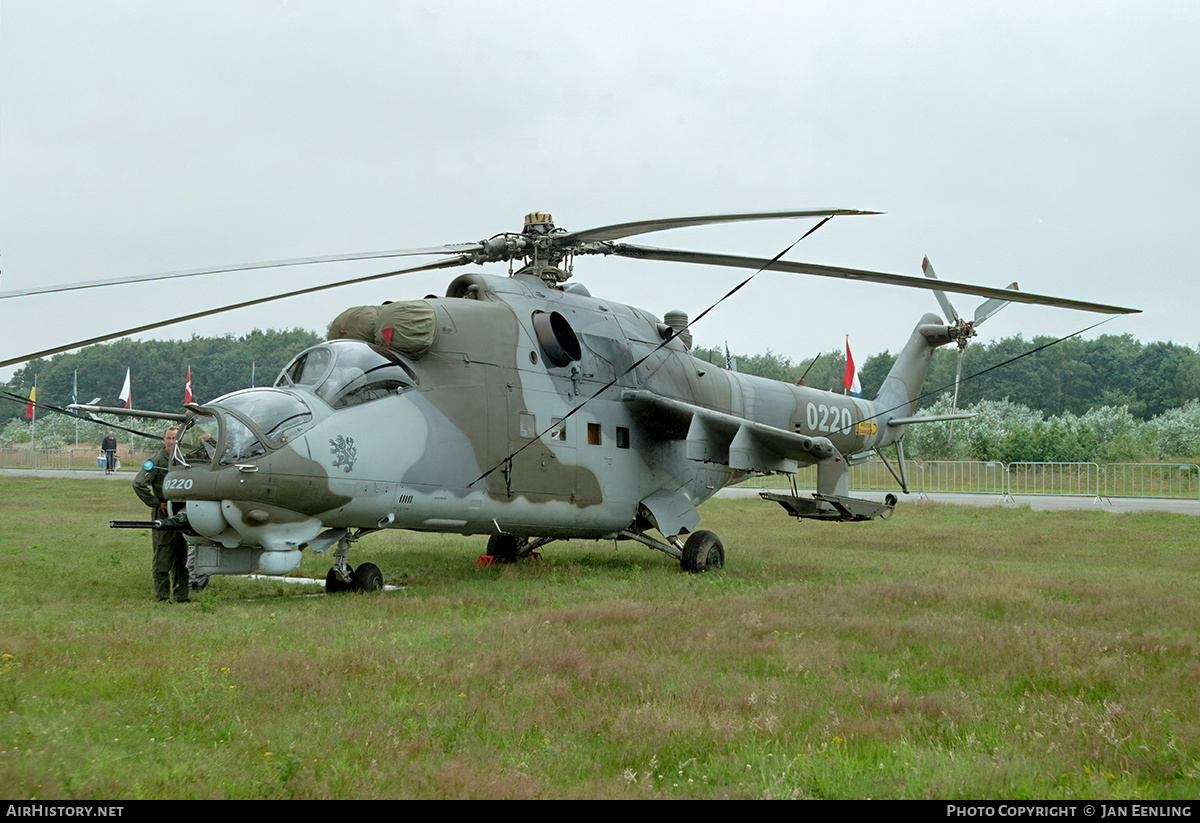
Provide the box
[221,500,324,550]
[187,500,231,541]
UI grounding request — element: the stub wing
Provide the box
[621,389,836,474]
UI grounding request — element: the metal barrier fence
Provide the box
[0,447,154,472]
[1008,462,1103,498]
[738,459,1200,500]
[915,460,1008,495]
[1104,463,1200,499]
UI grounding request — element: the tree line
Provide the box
[5,328,1200,460]
[694,332,1200,421]
[693,333,1200,461]
[2,328,321,427]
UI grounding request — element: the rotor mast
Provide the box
[511,212,574,286]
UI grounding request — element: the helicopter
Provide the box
[8,208,1138,589]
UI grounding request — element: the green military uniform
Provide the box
[133,448,188,602]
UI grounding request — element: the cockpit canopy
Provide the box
[276,340,418,409]
[174,341,418,468]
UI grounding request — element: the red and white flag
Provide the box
[184,367,193,405]
[118,368,132,408]
[842,338,861,397]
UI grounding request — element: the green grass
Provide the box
[1,476,1198,799]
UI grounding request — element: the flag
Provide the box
[843,338,861,397]
[724,342,737,372]
[119,368,132,409]
[185,367,193,405]
[24,386,35,419]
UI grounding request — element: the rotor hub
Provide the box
[514,212,573,285]
[948,319,977,350]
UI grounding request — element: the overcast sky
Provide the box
[2,1,1196,390]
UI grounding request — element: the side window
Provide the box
[519,412,537,439]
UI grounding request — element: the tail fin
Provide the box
[876,259,1020,424]
[873,313,953,425]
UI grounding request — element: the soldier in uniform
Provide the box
[133,425,189,603]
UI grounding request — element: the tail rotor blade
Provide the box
[922,256,961,323]
[973,282,1019,325]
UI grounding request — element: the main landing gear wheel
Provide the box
[486,534,520,564]
[680,530,724,573]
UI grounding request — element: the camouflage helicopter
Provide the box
[8,209,1137,590]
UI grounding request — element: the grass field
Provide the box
[0,476,1198,799]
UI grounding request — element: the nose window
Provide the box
[174,417,220,466]
[204,388,316,465]
[220,416,266,464]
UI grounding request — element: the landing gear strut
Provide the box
[617,528,726,573]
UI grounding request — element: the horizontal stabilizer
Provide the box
[887,412,975,427]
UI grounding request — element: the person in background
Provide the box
[101,430,117,474]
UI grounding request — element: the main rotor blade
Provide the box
[608,244,1139,315]
[0,244,485,300]
[557,208,880,243]
[0,255,471,369]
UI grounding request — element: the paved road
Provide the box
[720,485,1200,515]
[5,469,1197,516]
[0,468,139,479]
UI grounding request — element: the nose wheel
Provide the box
[325,562,384,593]
[323,533,384,593]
